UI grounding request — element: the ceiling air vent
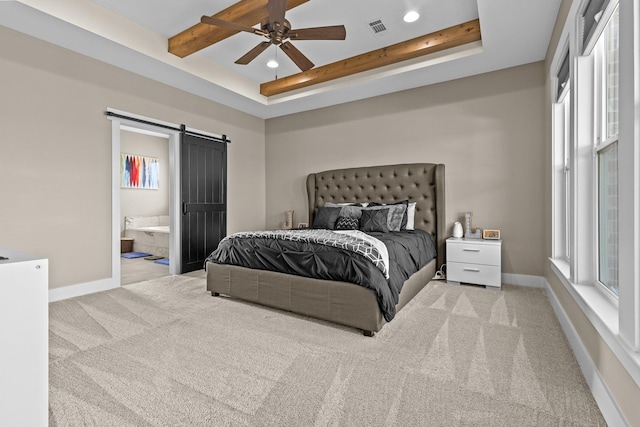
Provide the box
[367,18,387,35]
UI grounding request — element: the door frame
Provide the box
[108,109,182,285]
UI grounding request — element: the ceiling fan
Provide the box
[200,0,346,72]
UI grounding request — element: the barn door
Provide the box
[180,130,227,273]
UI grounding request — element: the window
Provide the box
[562,95,572,261]
[581,0,610,49]
[594,5,619,295]
[553,89,572,262]
[552,48,572,263]
[550,0,640,365]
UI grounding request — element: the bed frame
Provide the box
[206,163,445,336]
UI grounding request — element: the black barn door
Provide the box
[180,131,227,273]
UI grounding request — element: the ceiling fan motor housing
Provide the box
[261,18,292,45]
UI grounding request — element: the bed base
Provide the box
[206,259,435,336]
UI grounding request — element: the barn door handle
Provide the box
[182,202,187,215]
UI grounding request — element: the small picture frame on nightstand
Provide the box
[483,229,501,240]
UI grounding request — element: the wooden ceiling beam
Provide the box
[169,0,309,58]
[260,19,481,97]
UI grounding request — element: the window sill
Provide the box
[549,258,640,388]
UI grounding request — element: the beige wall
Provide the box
[543,0,640,424]
[120,131,170,233]
[265,62,546,276]
[0,26,266,290]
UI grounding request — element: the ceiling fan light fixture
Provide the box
[403,11,420,23]
[267,59,279,68]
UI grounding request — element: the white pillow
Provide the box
[405,202,416,230]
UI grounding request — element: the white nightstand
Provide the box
[446,237,502,289]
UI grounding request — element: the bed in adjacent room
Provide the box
[205,163,445,336]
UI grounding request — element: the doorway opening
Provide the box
[120,129,171,285]
[109,111,181,287]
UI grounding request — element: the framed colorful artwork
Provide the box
[120,154,159,189]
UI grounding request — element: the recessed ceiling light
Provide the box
[403,11,420,23]
[267,60,278,68]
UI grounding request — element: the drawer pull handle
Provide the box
[463,248,481,252]
[463,268,481,272]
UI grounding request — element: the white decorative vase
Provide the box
[452,222,463,238]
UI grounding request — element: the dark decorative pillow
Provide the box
[312,206,341,229]
[368,200,410,229]
[360,208,390,233]
[335,216,359,230]
[363,204,406,231]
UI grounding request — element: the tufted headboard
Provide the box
[306,163,446,268]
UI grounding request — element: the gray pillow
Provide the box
[324,202,365,219]
[360,209,389,233]
[363,204,407,231]
[338,205,364,219]
[312,207,341,229]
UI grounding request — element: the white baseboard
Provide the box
[545,281,628,427]
[49,278,118,302]
[502,273,546,288]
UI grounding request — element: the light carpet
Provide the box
[49,276,605,426]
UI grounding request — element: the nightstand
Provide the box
[446,237,502,289]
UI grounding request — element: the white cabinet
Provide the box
[447,238,502,289]
[0,247,48,426]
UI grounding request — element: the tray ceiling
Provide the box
[0,0,561,118]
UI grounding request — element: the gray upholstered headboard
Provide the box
[306,163,446,268]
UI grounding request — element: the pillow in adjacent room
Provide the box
[312,206,341,229]
[360,208,390,233]
[334,216,359,230]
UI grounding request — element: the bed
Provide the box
[205,163,445,336]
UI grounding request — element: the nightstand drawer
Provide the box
[447,241,501,266]
[448,262,501,288]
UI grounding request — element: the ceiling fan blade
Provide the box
[235,41,272,65]
[267,0,287,28]
[201,16,266,36]
[280,41,314,71]
[289,25,346,41]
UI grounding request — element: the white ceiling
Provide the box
[0,0,561,119]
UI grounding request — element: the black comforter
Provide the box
[206,229,436,321]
